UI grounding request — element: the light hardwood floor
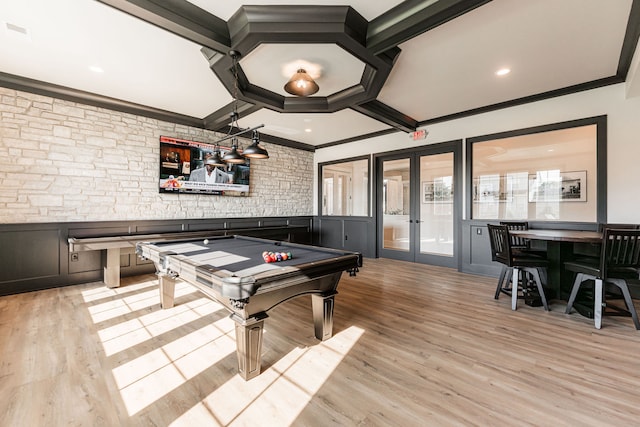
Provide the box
[2,258,640,426]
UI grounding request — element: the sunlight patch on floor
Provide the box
[84,279,363,424]
[98,296,220,357]
[84,280,236,416]
[113,314,237,416]
[80,279,157,303]
[171,326,364,426]
[88,284,197,323]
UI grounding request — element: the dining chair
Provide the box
[598,223,640,232]
[564,228,640,329]
[487,224,550,311]
[573,223,640,264]
[500,221,530,251]
[500,221,548,256]
[494,222,547,300]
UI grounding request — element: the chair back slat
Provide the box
[487,224,512,266]
[500,221,529,249]
[598,223,640,232]
[601,228,640,278]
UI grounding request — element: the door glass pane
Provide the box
[420,153,454,256]
[382,158,410,251]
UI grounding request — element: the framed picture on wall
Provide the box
[528,170,587,202]
[422,181,434,203]
[422,178,453,203]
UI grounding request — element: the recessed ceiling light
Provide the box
[89,65,104,73]
[305,128,312,133]
[496,68,511,76]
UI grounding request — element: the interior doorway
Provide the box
[376,141,462,268]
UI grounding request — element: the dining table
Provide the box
[509,229,602,316]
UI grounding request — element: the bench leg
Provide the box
[158,274,177,309]
[104,248,121,288]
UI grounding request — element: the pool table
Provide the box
[136,235,362,380]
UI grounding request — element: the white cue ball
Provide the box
[203,239,209,245]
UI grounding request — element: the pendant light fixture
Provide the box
[207,148,226,167]
[222,137,246,164]
[210,50,269,163]
[242,130,270,159]
[284,68,319,96]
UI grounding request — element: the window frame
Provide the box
[318,155,371,218]
[465,115,607,224]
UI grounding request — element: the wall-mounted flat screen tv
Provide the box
[159,135,250,196]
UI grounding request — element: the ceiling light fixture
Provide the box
[242,130,269,159]
[222,136,246,164]
[213,50,269,163]
[207,149,226,167]
[284,68,319,96]
[496,68,511,76]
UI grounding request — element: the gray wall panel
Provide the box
[0,216,313,296]
[316,217,375,257]
[68,249,101,274]
[1,229,60,283]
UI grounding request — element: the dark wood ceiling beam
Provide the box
[316,129,400,149]
[257,133,316,152]
[617,0,640,78]
[97,0,230,53]
[352,101,418,133]
[202,100,261,132]
[0,71,203,128]
[209,6,400,115]
[418,76,624,127]
[367,0,492,55]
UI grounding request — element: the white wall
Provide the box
[314,83,640,223]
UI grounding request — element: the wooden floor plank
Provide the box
[1,258,640,426]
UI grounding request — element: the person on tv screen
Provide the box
[189,154,230,183]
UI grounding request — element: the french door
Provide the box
[376,142,461,268]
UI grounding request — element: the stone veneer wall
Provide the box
[0,88,314,223]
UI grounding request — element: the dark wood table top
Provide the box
[510,229,602,243]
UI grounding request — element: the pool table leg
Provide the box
[312,291,337,341]
[233,313,267,381]
[158,273,177,309]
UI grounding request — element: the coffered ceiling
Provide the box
[1,0,638,150]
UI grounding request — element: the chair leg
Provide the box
[495,266,507,299]
[539,268,548,287]
[608,279,640,330]
[528,268,549,311]
[511,268,519,311]
[565,273,585,314]
[594,278,603,330]
[494,266,513,299]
